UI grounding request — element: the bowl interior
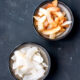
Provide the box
[9,43,51,80]
[33,1,74,40]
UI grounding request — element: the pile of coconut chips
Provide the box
[34,0,72,39]
[11,46,48,80]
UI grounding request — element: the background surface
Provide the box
[0,0,80,80]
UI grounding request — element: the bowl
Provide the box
[9,43,51,80]
[33,1,74,40]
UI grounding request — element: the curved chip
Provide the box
[42,26,61,35]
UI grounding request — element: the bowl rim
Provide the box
[9,42,51,80]
[33,1,74,41]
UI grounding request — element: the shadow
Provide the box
[62,12,80,41]
[45,53,59,80]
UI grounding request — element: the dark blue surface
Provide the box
[0,0,80,80]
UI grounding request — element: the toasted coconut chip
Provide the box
[38,11,44,16]
[43,20,49,28]
[46,12,54,24]
[33,16,40,21]
[60,28,66,32]
[49,33,56,39]
[55,17,60,24]
[56,31,63,37]
[39,16,46,22]
[38,23,44,31]
[54,12,64,18]
[63,25,69,28]
[39,8,53,23]
[49,22,57,29]
[42,26,61,35]
[44,0,58,8]
[47,7,60,12]
[38,16,46,30]
[56,28,66,37]
[39,8,47,16]
[61,21,72,26]
[52,0,58,7]
[44,3,53,9]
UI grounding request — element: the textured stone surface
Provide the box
[0,0,80,80]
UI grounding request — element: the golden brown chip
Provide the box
[52,0,58,7]
[42,26,61,35]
